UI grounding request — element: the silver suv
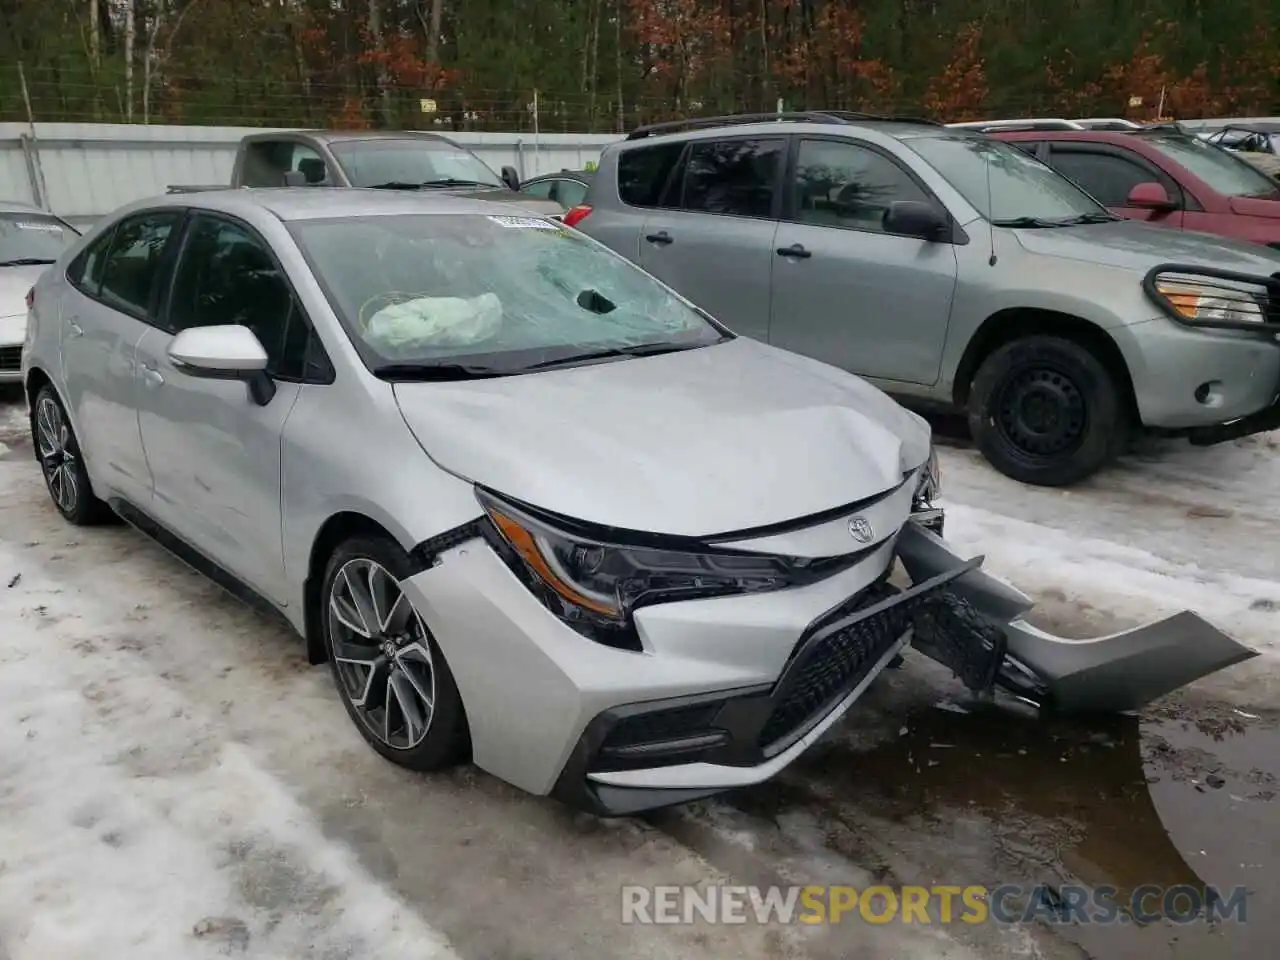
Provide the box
[571,111,1280,485]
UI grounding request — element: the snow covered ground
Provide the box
[1,388,1276,960]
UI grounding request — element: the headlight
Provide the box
[914,445,941,506]
[476,489,872,650]
[1154,279,1265,325]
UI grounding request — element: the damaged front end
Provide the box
[897,511,1258,714]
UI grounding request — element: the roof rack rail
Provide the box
[1131,122,1188,134]
[625,110,942,140]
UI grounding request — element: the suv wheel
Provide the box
[30,385,113,525]
[967,335,1127,486]
[321,534,470,770]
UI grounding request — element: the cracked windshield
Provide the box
[291,213,723,373]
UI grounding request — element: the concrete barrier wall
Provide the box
[0,122,625,226]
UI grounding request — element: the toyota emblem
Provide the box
[848,516,874,543]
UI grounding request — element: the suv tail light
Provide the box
[562,205,593,228]
[25,287,34,310]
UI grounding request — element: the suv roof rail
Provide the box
[1131,122,1189,134]
[625,110,943,140]
[949,119,1084,132]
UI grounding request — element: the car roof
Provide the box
[524,169,594,181]
[619,118,962,148]
[241,129,456,145]
[1219,122,1280,134]
[990,128,1184,144]
[145,187,535,222]
[0,199,54,215]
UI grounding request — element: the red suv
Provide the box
[991,127,1280,249]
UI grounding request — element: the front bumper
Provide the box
[552,559,981,816]
[402,510,1256,817]
[1113,315,1280,431]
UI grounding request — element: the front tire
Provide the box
[321,534,469,771]
[30,384,113,525]
[967,335,1128,486]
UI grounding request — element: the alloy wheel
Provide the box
[327,558,437,750]
[35,396,79,514]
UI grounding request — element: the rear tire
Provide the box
[967,335,1127,487]
[321,534,470,771]
[30,384,114,525]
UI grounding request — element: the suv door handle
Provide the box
[140,362,164,387]
[776,243,812,259]
[645,231,673,245]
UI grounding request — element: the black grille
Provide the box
[759,582,944,750]
[602,702,722,750]
[0,346,20,371]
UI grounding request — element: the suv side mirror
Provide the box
[500,165,521,191]
[1126,181,1176,210]
[168,324,277,405]
[883,200,948,241]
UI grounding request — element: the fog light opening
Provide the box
[1194,381,1224,408]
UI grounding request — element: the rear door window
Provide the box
[616,142,685,207]
[96,211,181,321]
[678,137,785,219]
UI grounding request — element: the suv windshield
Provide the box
[329,139,505,189]
[1143,134,1280,199]
[906,135,1109,224]
[0,212,79,265]
[290,213,725,375]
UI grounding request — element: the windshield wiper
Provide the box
[372,362,513,381]
[0,257,57,267]
[365,181,425,191]
[419,178,501,189]
[990,216,1070,228]
[520,342,705,372]
[992,213,1118,228]
[1053,212,1121,224]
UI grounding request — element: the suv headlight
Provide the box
[476,488,876,650]
[1154,279,1265,325]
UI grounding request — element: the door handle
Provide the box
[67,319,83,338]
[776,243,812,259]
[140,363,164,387]
[644,230,674,246]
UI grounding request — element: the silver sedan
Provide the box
[19,189,1255,813]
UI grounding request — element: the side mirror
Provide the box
[1126,181,1176,210]
[883,200,948,241]
[500,165,521,191]
[168,325,276,405]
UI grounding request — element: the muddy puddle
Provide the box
[698,667,1279,959]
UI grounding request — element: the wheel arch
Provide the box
[303,511,402,665]
[24,365,53,411]
[952,307,1139,423]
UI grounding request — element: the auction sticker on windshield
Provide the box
[486,215,561,230]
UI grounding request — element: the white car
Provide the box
[0,201,80,383]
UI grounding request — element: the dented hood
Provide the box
[393,337,931,538]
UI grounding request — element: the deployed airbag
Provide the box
[366,292,503,350]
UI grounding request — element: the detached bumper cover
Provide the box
[896,521,1259,713]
